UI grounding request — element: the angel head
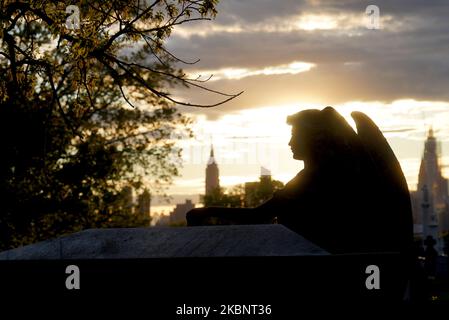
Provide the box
[287,106,360,164]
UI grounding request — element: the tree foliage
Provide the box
[202,186,245,208]
[244,176,284,207]
[0,0,235,249]
[202,177,285,208]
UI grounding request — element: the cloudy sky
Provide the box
[154,0,449,210]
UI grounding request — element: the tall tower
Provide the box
[205,145,220,195]
[416,128,449,253]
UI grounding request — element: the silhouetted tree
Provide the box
[244,177,284,207]
[0,0,237,249]
[202,178,284,209]
[202,186,244,208]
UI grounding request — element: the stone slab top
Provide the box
[0,224,329,260]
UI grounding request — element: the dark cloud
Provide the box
[166,0,449,119]
[310,0,449,15]
[215,0,307,24]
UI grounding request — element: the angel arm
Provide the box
[186,206,275,226]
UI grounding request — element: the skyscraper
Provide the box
[411,128,449,253]
[205,145,220,196]
[169,199,195,225]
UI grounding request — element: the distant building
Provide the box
[411,128,449,253]
[169,199,195,225]
[205,145,220,195]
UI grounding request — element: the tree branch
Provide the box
[100,53,243,108]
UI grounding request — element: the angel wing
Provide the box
[351,111,413,253]
[351,112,407,192]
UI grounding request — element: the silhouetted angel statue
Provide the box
[187,107,413,256]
